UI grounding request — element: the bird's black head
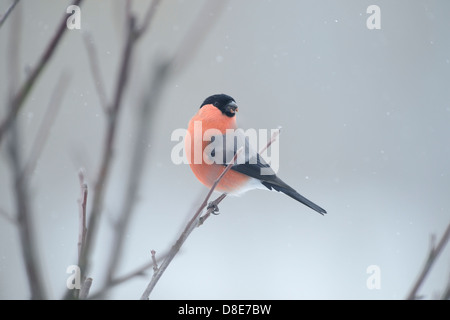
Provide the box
[200,94,238,117]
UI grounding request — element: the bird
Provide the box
[185,94,327,215]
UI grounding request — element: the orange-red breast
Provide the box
[185,94,327,215]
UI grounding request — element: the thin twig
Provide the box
[134,0,161,37]
[0,208,16,224]
[82,33,108,112]
[151,250,158,272]
[406,222,450,300]
[140,148,243,300]
[0,0,20,29]
[78,8,136,282]
[88,250,168,299]
[78,0,161,289]
[8,129,47,299]
[80,0,228,299]
[199,129,280,226]
[113,261,153,283]
[198,193,227,226]
[63,170,89,301]
[66,169,88,300]
[104,61,170,285]
[441,276,450,300]
[77,169,88,263]
[23,72,71,178]
[259,127,281,155]
[6,4,46,300]
[99,0,165,289]
[0,0,84,146]
[79,278,93,300]
[137,0,232,299]
[8,125,48,299]
[88,267,148,299]
[140,122,282,299]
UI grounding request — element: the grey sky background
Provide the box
[0,0,449,299]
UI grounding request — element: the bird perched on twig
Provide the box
[185,94,327,215]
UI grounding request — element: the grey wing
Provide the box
[207,129,277,179]
[207,130,327,215]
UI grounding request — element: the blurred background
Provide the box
[0,0,449,299]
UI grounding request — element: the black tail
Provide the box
[261,179,327,215]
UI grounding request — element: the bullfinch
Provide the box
[185,94,327,215]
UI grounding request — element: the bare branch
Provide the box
[76,0,228,299]
[79,0,162,286]
[0,0,20,29]
[104,60,170,285]
[0,0,84,146]
[77,169,88,263]
[198,128,281,225]
[198,193,227,226]
[406,222,450,299]
[440,270,450,300]
[258,127,281,155]
[88,250,169,299]
[442,276,450,300]
[88,268,148,299]
[79,12,137,282]
[140,148,243,300]
[23,71,71,178]
[198,129,280,227]
[114,262,152,283]
[8,131,47,299]
[82,33,108,112]
[151,250,158,272]
[64,169,89,300]
[140,121,282,299]
[125,0,132,23]
[8,123,48,299]
[0,208,16,224]
[135,0,161,37]
[79,278,93,300]
[6,4,46,300]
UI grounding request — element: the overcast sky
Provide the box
[0,0,449,299]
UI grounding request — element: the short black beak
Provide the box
[226,101,238,114]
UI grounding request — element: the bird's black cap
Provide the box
[200,94,238,117]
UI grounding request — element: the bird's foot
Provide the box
[207,201,220,215]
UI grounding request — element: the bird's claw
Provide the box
[207,202,220,215]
